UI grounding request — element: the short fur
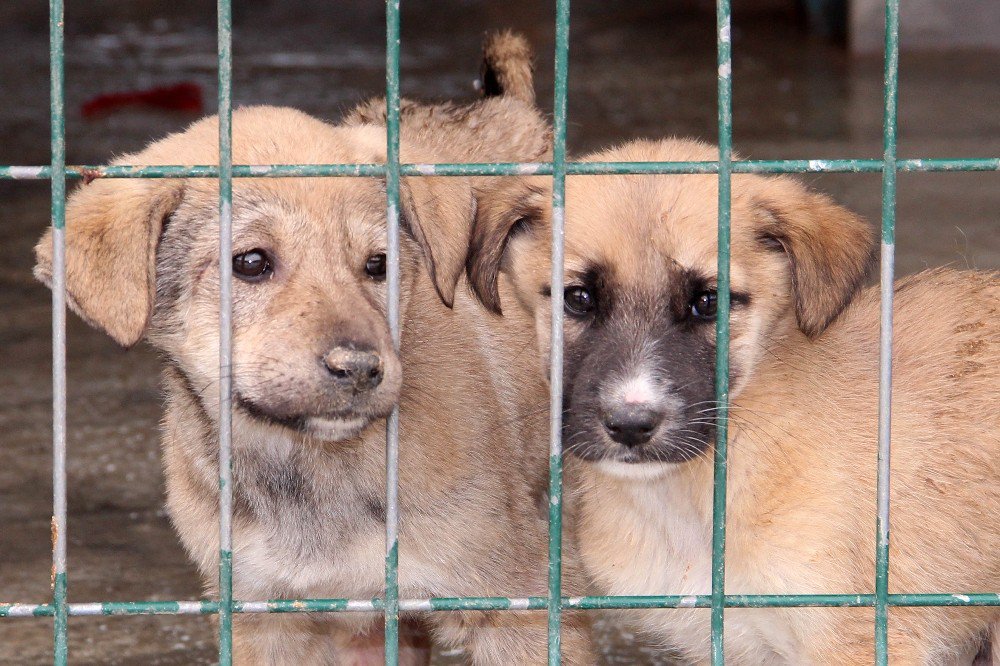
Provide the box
[466,137,1000,663]
[34,36,593,665]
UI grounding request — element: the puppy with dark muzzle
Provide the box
[467,138,1000,664]
[33,34,594,665]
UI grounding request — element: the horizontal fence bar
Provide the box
[2,158,999,181]
[6,593,1000,618]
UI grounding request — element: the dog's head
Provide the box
[467,138,875,474]
[34,106,474,442]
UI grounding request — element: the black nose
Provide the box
[602,405,663,447]
[323,344,383,391]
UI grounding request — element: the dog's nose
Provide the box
[602,404,663,447]
[323,345,383,391]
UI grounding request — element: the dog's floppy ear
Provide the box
[754,177,877,338]
[34,175,184,347]
[399,175,475,307]
[465,178,545,314]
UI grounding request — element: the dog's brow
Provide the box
[232,189,276,214]
[234,218,279,245]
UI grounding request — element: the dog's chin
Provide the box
[302,415,369,442]
[235,395,381,442]
[595,459,679,480]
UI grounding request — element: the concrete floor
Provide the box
[0,1,997,663]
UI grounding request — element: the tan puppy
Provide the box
[32,42,593,666]
[466,138,1000,664]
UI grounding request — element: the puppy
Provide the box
[466,137,1000,664]
[33,42,593,666]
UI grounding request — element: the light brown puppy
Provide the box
[32,43,593,666]
[466,138,1000,664]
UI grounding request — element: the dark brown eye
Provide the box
[365,253,386,281]
[691,290,718,319]
[564,286,596,316]
[232,249,273,282]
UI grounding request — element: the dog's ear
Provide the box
[400,175,476,307]
[34,175,184,347]
[754,177,877,338]
[465,178,545,314]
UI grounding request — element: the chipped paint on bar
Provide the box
[3,158,999,181]
[215,0,235,662]
[547,1,572,663]
[1,604,48,617]
[874,0,900,662]
[384,2,403,664]
[6,166,47,179]
[48,0,69,662]
[710,0,734,662]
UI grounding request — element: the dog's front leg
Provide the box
[230,613,342,665]
[229,614,431,666]
[332,619,432,666]
[431,610,595,665]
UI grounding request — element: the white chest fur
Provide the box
[576,467,802,664]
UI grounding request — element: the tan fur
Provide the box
[479,30,536,104]
[33,99,592,664]
[343,31,548,168]
[467,138,1000,663]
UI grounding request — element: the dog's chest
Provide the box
[578,480,801,663]
[235,513,385,598]
[230,453,389,598]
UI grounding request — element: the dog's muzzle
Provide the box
[323,343,384,393]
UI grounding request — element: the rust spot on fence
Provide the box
[50,517,58,587]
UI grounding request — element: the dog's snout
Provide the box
[323,344,383,391]
[603,404,663,447]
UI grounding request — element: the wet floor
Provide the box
[1,0,998,663]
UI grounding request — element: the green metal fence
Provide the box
[2,0,1000,664]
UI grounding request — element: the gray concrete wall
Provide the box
[851,0,1000,52]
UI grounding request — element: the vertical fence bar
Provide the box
[216,0,235,663]
[383,1,402,664]
[49,0,68,662]
[547,1,571,663]
[710,0,733,662]
[874,0,899,663]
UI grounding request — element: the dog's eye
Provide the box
[691,290,718,319]
[564,286,596,317]
[365,253,387,281]
[232,249,273,282]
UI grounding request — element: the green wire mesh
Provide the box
[2,0,998,664]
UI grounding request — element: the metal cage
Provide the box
[2,0,1000,664]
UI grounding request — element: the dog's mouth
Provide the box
[234,394,375,442]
